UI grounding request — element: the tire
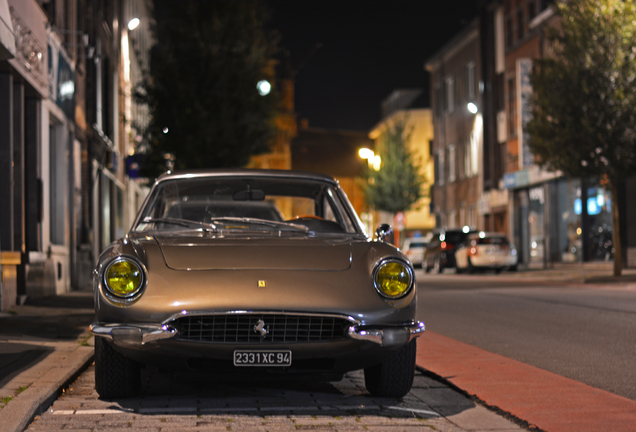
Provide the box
[364,339,416,398]
[95,336,141,399]
[509,264,518,272]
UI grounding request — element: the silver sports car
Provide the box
[90,169,424,399]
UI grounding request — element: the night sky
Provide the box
[266,0,480,132]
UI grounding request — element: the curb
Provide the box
[0,346,94,432]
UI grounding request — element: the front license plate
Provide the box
[233,350,292,367]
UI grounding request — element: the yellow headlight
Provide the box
[105,259,143,297]
[374,260,412,298]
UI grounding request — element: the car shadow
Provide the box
[106,367,476,419]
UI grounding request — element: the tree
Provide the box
[527,0,636,276]
[364,118,426,216]
[137,0,279,176]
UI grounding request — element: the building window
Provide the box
[517,9,524,41]
[50,124,65,245]
[508,77,517,136]
[506,16,513,47]
[448,210,457,229]
[540,0,554,11]
[445,77,454,113]
[467,206,477,229]
[448,144,456,183]
[528,1,536,20]
[470,131,479,176]
[466,62,476,101]
[435,84,443,117]
[464,137,472,178]
[435,149,445,186]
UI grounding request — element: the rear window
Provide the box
[443,232,465,243]
[477,237,509,246]
[408,242,427,249]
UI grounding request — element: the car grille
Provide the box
[172,314,351,344]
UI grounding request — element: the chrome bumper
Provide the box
[347,321,425,347]
[90,323,177,346]
[90,320,425,348]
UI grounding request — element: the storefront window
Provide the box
[528,186,545,263]
[585,184,613,261]
[556,179,582,262]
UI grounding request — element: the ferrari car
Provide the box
[90,169,424,399]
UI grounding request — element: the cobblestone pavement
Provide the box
[25,364,523,431]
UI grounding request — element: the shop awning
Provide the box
[0,0,15,60]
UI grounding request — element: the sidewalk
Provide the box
[0,291,94,432]
[469,262,636,286]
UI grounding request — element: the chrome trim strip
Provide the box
[90,323,177,345]
[347,321,425,346]
[161,310,362,326]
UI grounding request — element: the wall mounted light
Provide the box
[128,18,140,30]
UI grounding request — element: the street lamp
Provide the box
[128,18,140,30]
[257,80,271,96]
[358,148,374,159]
[467,102,478,114]
[358,148,381,171]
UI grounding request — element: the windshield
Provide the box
[134,176,363,235]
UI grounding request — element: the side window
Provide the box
[324,198,337,222]
[324,187,356,233]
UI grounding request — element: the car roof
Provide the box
[155,169,339,186]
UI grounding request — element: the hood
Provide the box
[156,235,352,271]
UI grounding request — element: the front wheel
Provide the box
[95,337,141,399]
[364,339,416,398]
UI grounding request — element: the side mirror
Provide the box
[375,224,394,244]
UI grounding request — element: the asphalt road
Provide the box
[415,270,636,400]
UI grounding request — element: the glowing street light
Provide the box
[256,80,271,96]
[358,148,381,171]
[467,102,478,114]
[358,148,374,159]
[128,18,140,30]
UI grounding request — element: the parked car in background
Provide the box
[455,232,518,273]
[90,169,424,399]
[402,237,429,268]
[423,229,469,273]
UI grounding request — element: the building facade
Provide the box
[426,0,635,268]
[425,20,484,233]
[368,89,436,241]
[0,0,153,310]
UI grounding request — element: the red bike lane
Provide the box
[416,331,636,432]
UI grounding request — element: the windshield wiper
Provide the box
[141,217,217,231]
[209,217,309,233]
